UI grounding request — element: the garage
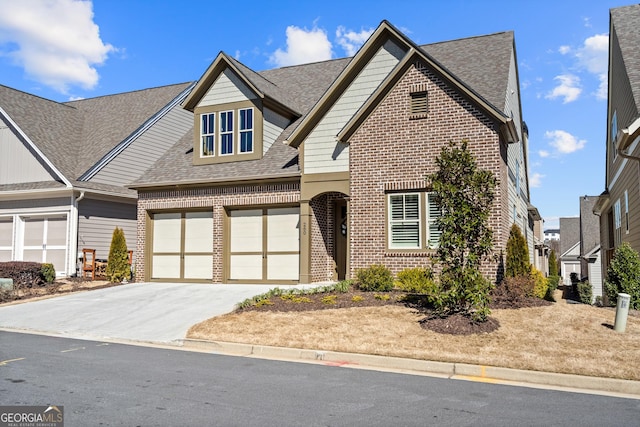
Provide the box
[228,207,299,283]
[150,211,213,281]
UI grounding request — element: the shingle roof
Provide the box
[135,30,514,187]
[0,82,192,184]
[611,5,640,114]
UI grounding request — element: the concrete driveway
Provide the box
[0,282,308,344]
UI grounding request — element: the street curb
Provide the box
[183,339,640,397]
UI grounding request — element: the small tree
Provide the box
[605,242,640,309]
[505,224,530,277]
[427,140,496,322]
[548,249,559,276]
[106,227,130,283]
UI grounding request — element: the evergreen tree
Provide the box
[427,140,496,322]
[548,249,559,277]
[505,223,530,277]
[106,227,130,283]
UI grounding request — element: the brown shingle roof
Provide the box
[0,82,192,183]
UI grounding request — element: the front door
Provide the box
[228,207,299,283]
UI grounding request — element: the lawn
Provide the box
[187,289,640,381]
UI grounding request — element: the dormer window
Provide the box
[194,102,262,165]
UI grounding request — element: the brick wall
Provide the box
[349,61,510,282]
[136,182,300,282]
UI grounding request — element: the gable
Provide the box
[199,69,258,107]
[0,122,59,185]
[302,37,408,175]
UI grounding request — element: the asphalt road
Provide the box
[1,332,639,426]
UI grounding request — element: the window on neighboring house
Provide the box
[220,110,234,155]
[239,108,253,153]
[388,192,441,250]
[625,190,629,233]
[614,198,622,245]
[201,113,215,157]
[611,110,618,160]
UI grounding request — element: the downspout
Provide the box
[70,191,85,277]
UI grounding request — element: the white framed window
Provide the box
[625,190,630,234]
[389,193,421,249]
[201,113,215,157]
[219,110,234,156]
[614,198,622,245]
[239,108,253,153]
[388,192,441,250]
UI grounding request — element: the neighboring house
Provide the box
[544,228,560,242]
[580,195,602,302]
[559,217,580,286]
[130,21,536,284]
[595,4,640,277]
[0,83,194,276]
[533,218,549,276]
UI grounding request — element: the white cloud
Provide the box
[545,74,582,103]
[269,25,332,67]
[336,26,374,56]
[0,0,114,94]
[538,150,550,158]
[544,129,586,154]
[576,33,608,100]
[530,173,544,188]
[558,45,571,55]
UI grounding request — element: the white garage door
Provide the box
[22,215,68,276]
[151,211,213,281]
[229,207,299,282]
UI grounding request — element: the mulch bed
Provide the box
[239,288,553,335]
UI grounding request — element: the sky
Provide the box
[0,0,632,229]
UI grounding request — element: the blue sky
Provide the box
[0,0,631,229]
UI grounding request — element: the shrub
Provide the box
[605,242,640,309]
[547,275,560,292]
[548,249,559,276]
[106,227,130,283]
[351,295,364,303]
[355,264,393,292]
[577,280,593,305]
[427,140,496,322]
[492,274,535,304]
[531,268,549,299]
[321,295,337,305]
[0,261,44,288]
[506,224,530,278]
[41,263,56,283]
[395,267,439,294]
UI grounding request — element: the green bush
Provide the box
[40,263,55,283]
[548,249,559,276]
[506,224,530,278]
[531,268,548,299]
[395,267,439,294]
[605,242,640,309]
[106,227,130,283]
[577,280,593,305]
[355,264,394,292]
[547,275,560,292]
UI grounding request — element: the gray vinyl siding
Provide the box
[303,38,407,175]
[200,70,256,107]
[0,124,57,185]
[263,107,290,154]
[89,105,193,187]
[77,198,137,263]
[608,27,638,182]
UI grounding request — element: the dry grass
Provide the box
[188,292,640,381]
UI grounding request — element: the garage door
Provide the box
[228,207,299,282]
[22,215,67,276]
[0,217,13,262]
[151,211,213,281]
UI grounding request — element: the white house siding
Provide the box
[0,197,73,275]
[0,124,56,184]
[263,108,290,154]
[77,198,137,264]
[303,38,407,175]
[89,105,193,187]
[199,69,257,107]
